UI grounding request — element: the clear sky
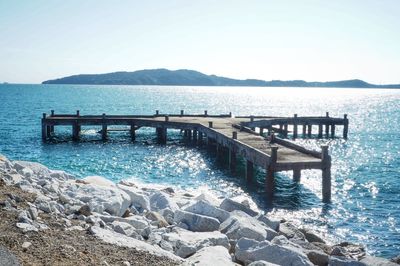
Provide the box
[0,0,399,84]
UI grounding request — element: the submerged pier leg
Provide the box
[41,113,47,141]
[259,128,264,136]
[293,168,301,182]
[102,113,107,141]
[229,149,236,172]
[198,132,203,145]
[321,145,331,203]
[302,124,307,137]
[318,124,323,138]
[265,147,278,198]
[72,123,80,141]
[330,124,335,138]
[46,125,52,137]
[293,114,298,139]
[192,130,198,143]
[130,124,136,141]
[325,124,330,137]
[307,124,312,137]
[246,160,254,183]
[156,127,167,144]
[343,114,349,139]
[283,124,288,137]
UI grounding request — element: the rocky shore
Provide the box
[0,154,398,266]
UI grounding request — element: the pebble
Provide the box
[22,241,32,251]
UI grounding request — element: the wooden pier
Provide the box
[41,110,349,202]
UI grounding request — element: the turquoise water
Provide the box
[0,84,399,258]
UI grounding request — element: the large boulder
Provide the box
[299,228,325,243]
[220,211,277,242]
[162,227,229,258]
[329,256,366,266]
[360,255,398,266]
[183,246,234,266]
[117,184,151,212]
[257,215,280,232]
[97,214,149,229]
[89,226,183,262]
[248,261,280,266]
[184,200,230,222]
[149,191,179,212]
[279,222,306,240]
[65,179,131,217]
[220,198,258,217]
[235,238,313,266]
[174,210,220,232]
[82,176,116,187]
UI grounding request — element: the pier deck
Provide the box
[41,111,349,202]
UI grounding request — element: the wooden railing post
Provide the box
[204,110,208,116]
[208,121,213,128]
[293,114,298,139]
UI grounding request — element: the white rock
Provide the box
[220,198,258,217]
[360,255,398,266]
[16,222,38,233]
[117,184,151,211]
[183,246,234,266]
[329,256,366,266]
[13,161,51,179]
[111,221,136,236]
[174,210,220,232]
[162,227,229,258]
[248,261,280,266]
[97,214,149,230]
[67,182,130,216]
[149,191,179,212]
[22,242,32,250]
[184,200,230,222]
[279,222,306,240]
[89,226,183,262]
[220,211,277,242]
[257,215,280,232]
[235,238,313,266]
[194,191,222,206]
[82,176,116,187]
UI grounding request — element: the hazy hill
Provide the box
[42,69,400,88]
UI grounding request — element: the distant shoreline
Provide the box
[41,68,400,89]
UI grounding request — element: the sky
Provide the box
[0,0,399,84]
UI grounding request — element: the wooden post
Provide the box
[330,124,335,138]
[279,124,283,131]
[76,110,80,116]
[130,123,136,141]
[51,110,54,116]
[41,113,47,140]
[318,124,323,138]
[293,168,301,182]
[266,146,278,198]
[246,160,254,183]
[50,111,55,133]
[325,124,330,137]
[102,113,107,141]
[46,125,51,137]
[72,123,80,141]
[184,129,189,139]
[180,110,184,116]
[229,148,236,172]
[229,112,232,117]
[165,115,169,122]
[302,124,307,136]
[204,110,208,116]
[208,121,213,128]
[283,124,288,137]
[326,112,329,117]
[155,110,159,116]
[216,143,222,161]
[193,130,198,142]
[188,130,192,141]
[293,114,298,139]
[321,145,331,203]
[343,114,349,139]
[198,132,203,145]
[76,110,81,132]
[307,124,312,137]
[259,128,264,136]
[250,116,255,131]
[267,125,272,136]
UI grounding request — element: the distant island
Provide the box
[42,68,400,88]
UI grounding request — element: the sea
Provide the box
[0,84,399,258]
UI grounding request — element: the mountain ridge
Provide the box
[42,68,400,88]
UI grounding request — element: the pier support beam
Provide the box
[318,124,323,138]
[102,113,107,141]
[321,145,331,203]
[192,130,198,143]
[130,124,136,141]
[302,124,306,136]
[72,123,80,141]
[41,113,47,141]
[331,124,335,138]
[343,114,349,139]
[325,124,330,137]
[307,124,312,137]
[156,127,167,144]
[229,149,236,172]
[283,124,288,137]
[259,128,264,136]
[293,168,301,182]
[198,132,203,145]
[246,160,254,182]
[265,146,278,198]
[293,114,298,139]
